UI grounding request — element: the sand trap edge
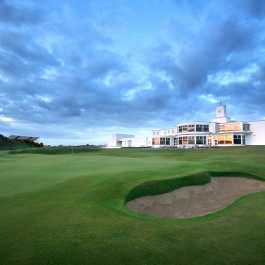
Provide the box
[124,172,265,219]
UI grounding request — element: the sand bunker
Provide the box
[126,177,265,218]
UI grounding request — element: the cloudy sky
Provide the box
[0,0,265,145]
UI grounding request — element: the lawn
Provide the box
[1,146,265,265]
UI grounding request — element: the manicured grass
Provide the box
[1,146,265,265]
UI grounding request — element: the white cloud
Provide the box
[0,115,14,122]
[199,94,219,103]
[208,64,259,85]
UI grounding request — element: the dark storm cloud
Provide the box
[233,0,265,19]
[84,50,128,79]
[0,0,43,25]
[0,0,264,145]
[149,17,256,95]
[0,30,58,66]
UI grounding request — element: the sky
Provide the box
[0,0,265,145]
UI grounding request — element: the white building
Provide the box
[107,104,265,148]
[121,137,152,148]
[107,134,135,148]
[107,134,152,148]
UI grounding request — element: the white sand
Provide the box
[126,177,265,218]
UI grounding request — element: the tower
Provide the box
[216,104,226,118]
[213,101,230,123]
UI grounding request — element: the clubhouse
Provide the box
[107,104,265,148]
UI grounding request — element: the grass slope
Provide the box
[0,146,265,265]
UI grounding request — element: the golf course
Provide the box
[1,146,265,265]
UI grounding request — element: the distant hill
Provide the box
[0,134,43,150]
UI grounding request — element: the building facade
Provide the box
[107,104,265,148]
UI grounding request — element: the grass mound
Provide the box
[125,171,263,203]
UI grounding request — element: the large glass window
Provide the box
[188,136,195,144]
[215,135,225,144]
[183,137,188,145]
[243,124,250,131]
[219,125,225,132]
[203,125,209,132]
[182,125,187,132]
[152,137,160,145]
[178,126,182,133]
[196,136,206,144]
[188,125,195,132]
[215,135,233,144]
[218,123,241,132]
[233,135,242,144]
[226,135,233,144]
[159,137,170,145]
[196,125,203,131]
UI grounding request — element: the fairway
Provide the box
[1,146,265,265]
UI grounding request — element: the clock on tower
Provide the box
[216,105,226,118]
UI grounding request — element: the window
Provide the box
[218,123,241,132]
[179,137,182,145]
[174,138,178,145]
[196,136,206,145]
[233,135,242,144]
[188,136,195,144]
[196,125,203,132]
[215,135,225,144]
[219,125,225,132]
[215,135,233,144]
[203,125,209,132]
[182,125,187,132]
[183,137,188,145]
[178,126,182,133]
[160,137,170,145]
[188,125,195,132]
[152,137,160,145]
[243,124,250,131]
[226,135,232,144]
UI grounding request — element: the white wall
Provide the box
[131,137,149,147]
[121,137,151,147]
[209,122,217,133]
[107,134,135,147]
[246,121,265,145]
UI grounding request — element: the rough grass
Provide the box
[1,146,265,265]
[8,146,100,155]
